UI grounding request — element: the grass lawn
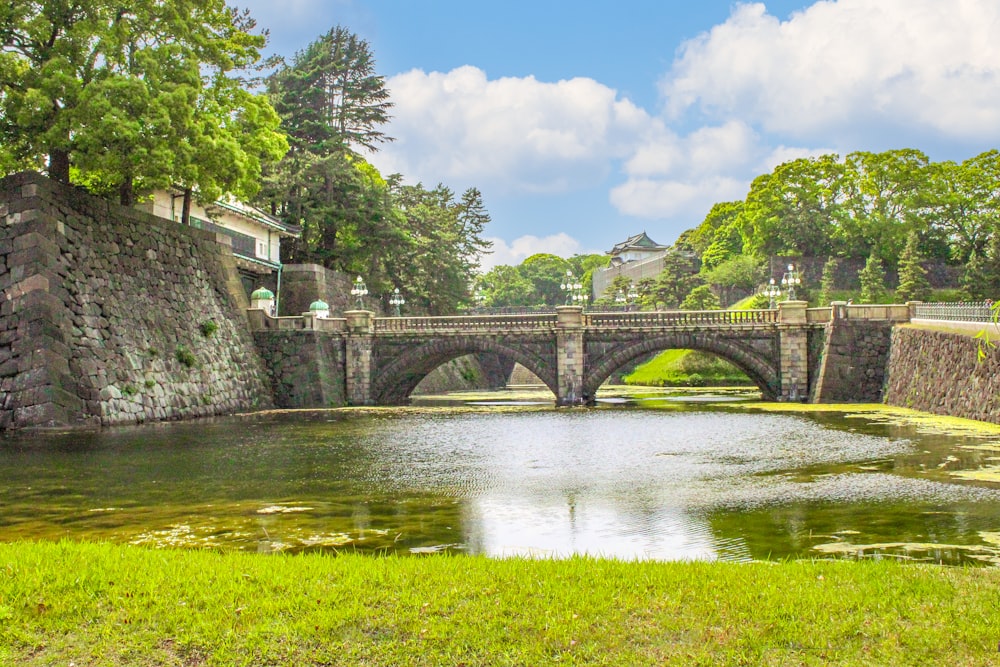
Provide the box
[2,541,999,665]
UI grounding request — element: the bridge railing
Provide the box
[913,301,994,323]
[374,314,558,333]
[584,309,777,328]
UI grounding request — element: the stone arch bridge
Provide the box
[249,302,914,407]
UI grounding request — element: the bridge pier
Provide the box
[777,301,809,401]
[556,306,586,405]
[344,310,375,405]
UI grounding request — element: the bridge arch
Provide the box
[583,332,780,400]
[372,337,557,405]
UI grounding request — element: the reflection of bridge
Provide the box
[248,302,914,407]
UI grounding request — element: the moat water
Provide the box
[3,390,1000,564]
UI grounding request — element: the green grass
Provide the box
[1,541,998,666]
[624,296,757,386]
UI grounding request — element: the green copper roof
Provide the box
[309,299,330,312]
[251,287,275,300]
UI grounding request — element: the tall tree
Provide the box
[895,231,931,302]
[269,26,392,156]
[858,251,887,304]
[817,257,839,306]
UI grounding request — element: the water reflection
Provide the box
[2,400,1000,564]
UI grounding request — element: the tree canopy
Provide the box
[0,0,287,204]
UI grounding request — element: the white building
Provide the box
[139,189,300,296]
[592,231,670,300]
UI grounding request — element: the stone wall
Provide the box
[279,264,382,317]
[253,331,346,407]
[0,172,272,428]
[411,353,514,395]
[811,320,894,403]
[884,327,1000,424]
[771,256,961,291]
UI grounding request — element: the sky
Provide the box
[238,0,1000,269]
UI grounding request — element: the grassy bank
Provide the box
[2,542,999,665]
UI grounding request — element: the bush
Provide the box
[175,345,197,368]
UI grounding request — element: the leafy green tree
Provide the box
[923,152,1000,263]
[839,149,930,268]
[699,222,744,271]
[681,201,743,258]
[700,255,765,306]
[478,265,533,307]
[895,231,931,302]
[0,1,284,204]
[858,251,887,304]
[520,254,571,305]
[740,155,845,259]
[680,284,721,311]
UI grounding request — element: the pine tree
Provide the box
[895,231,931,302]
[818,257,839,306]
[961,250,989,301]
[858,251,886,303]
[982,229,1000,299]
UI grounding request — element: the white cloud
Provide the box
[609,176,749,220]
[661,0,1000,142]
[369,66,650,195]
[479,233,586,270]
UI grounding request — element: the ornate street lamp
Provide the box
[474,289,486,312]
[389,287,405,317]
[615,289,626,307]
[561,270,582,305]
[627,284,639,311]
[781,264,801,301]
[350,275,368,309]
[765,278,782,309]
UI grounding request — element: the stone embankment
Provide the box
[883,326,1000,424]
[0,172,272,428]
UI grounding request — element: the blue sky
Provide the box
[240,0,1000,268]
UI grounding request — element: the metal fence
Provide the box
[913,301,995,322]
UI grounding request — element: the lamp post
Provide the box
[350,275,368,309]
[765,278,781,309]
[781,264,801,301]
[561,270,582,306]
[615,289,626,308]
[389,287,405,317]
[474,289,486,313]
[627,284,639,311]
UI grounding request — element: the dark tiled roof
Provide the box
[609,231,667,255]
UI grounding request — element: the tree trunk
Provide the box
[181,187,193,225]
[118,177,134,207]
[48,149,70,184]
